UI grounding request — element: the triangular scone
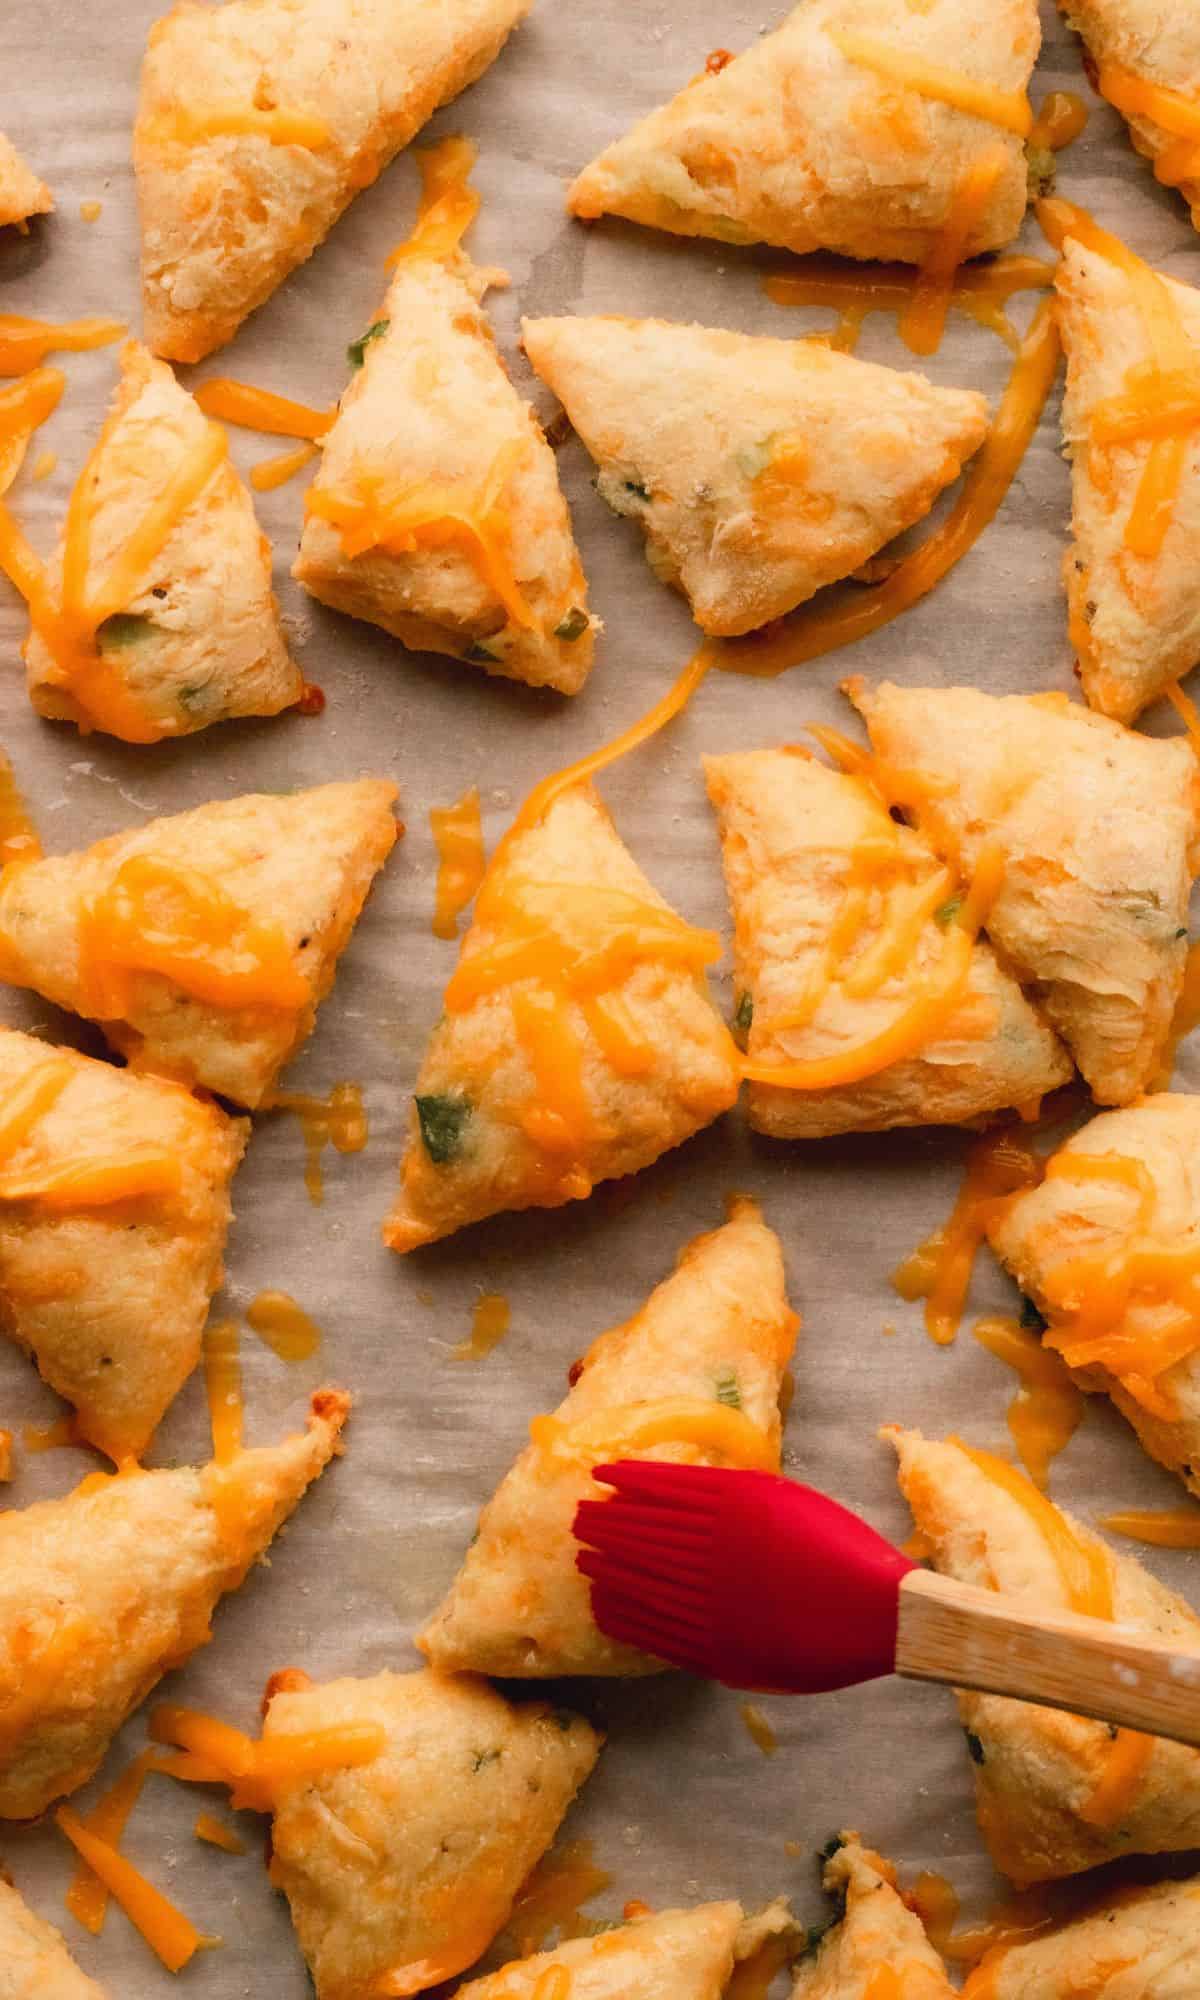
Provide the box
[568,0,1039,263]
[262,1666,600,2000]
[521,317,988,639]
[847,681,1200,1105]
[705,748,1072,1138]
[0,134,52,230]
[792,1837,956,2000]
[134,0,531,362]
[989,1095,1200,1502]
[384,783,741,1251]
[458,1902,798,2000]
[1062,4,1200,232]
[0,779,398,1108]
[0,1028,247,1465]
[24,342,302,743]
[420,1199,798,1676]
[963,1872,1200,1999]
[0,1388,348,1818]
[889,1426,1200,1885]
[0,1877,106,1998]
[295,258,597,694]
[1057,241,1200,723]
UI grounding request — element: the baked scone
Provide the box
[458,1900,800,2000]
[890,1426,1200,1885]
[847,680,1200,1104]
[420,1198,798,1676]
[0,1389,349,1819]
[1057,236,1200,723]
[989,1095,1200,1501]
[0,135,52,231]
[705,747,1072,1137]
[962,1871,1200,1999]
[0,1876,105,1999]
[262,1666,600,1999]
[384,783,741,1250]
[134,0,531,361]
[792,1836,956,1999]
[295,146,597,693]
[1061,3,1200,231]
[0,779,398,1107]
[521,315,988,639]
[0,1027,247,1464]
[568,0,1039,263]
[21,342,301,743]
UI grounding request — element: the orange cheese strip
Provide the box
[0,314,123,378]
[828,31,1033,135]
[195,378,334,441]
[55,1806,202,1972]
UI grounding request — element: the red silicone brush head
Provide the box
[575,1462,916,1694]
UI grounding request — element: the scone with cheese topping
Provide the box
[460,1900,800,2000]
[135,0,531,361]
[420,1199,798,1676]
[23,341,302,743]
[1062,3,1200,231]
[961,1872,1200,1999]
[0,779,398,1108]
[792,1836,956,1999]
[569,0,1039,264]
[263,1665,600,2000]
[0,134,52,230]
[0,1877,106,1998]
[522,315,987,639]
[847,680,1200,1104]
[0,1027,247,1464]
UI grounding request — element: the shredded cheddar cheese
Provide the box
[149,1702,386,1813]
[66,1749,156,1934]
[194,1811,246,1854]
[56,1805,203,1972]
[194,378,334,441]
[531,1398,776,1472]
[251,440,319,490]
[1098,65,1200,191]
[1103,1506,1200,1548]
[828,30,1033,135]
[386,134,481,268]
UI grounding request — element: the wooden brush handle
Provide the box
[896,1568,1200,1746]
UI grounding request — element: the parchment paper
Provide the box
[3,3,1199,1989]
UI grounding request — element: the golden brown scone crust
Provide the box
[792,1836,956,1999]
[0,1876,106,1999]
[385,783,741,1251]
[521,315,987,638]
[848,680,1200,1104]
[889,1426,1200,1885]
[295,257,597,692]
[25,342,301,742]
[0,1389,348,1819]
[705,747,1072,1137]
[263,1667,600,2000]
[135,0,531,361]
[990,1094,1200,1499]
[1062,1,1200,230]
[0,134,52,229]
[0,1027,247,1463]
[1057,242,1200,723]
[971,1872,1200,1998]
[568,0,1038,263]
[419,1198,798,1675]
[458,1901,790,2000]
[0,779,398,1108]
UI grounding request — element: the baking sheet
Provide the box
[3,1,1200,1988]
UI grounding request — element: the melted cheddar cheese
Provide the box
[386,134,480,269]
[1098,65,1200,192]
[0,1054,181,1209]
[900,148,1010,358]
[895,1129,1043,1344]
[530,1397,776,1472]
[141,103,331,149]
[764,253,1054,359]
[828,31,1034,136]
[431,786,486,940]
[0,313,124,378]
[952,1438,1113,1618]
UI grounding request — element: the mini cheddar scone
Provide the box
[847,680,1200,1105]
[1061,3,1200,232]
[705,747,1072,1138]
[134,0,532,362]
[384,783,741,1251]
[990,1094,1200,1502]
[0,134,52,231]
[0,1028,247,1465]
[890,1426,1200,1885]
[262,1665,600,2000]
[521,316,988,639]
[0,1389,348,1819]
[458,1899,801,2000]
[1057,240,1200,723]
[295,164,597,692]
[0,1876,106,2000]
[792,1836,956,2000]
[23,341,302,743]
[0,779,398,1108]
[420,1198,798,1676]
[962,1871,1200,1999]
[568,0,1039,263]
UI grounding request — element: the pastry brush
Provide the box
[574,1462,1200,1746]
